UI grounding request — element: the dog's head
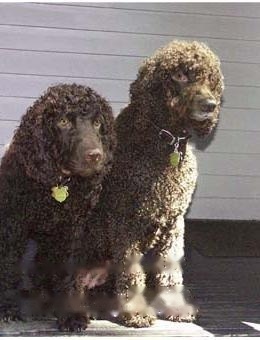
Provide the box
[131,40,224,137]
[12,84,116,185]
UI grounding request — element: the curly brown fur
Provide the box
[70,40,224,328]
[0,83,116,330]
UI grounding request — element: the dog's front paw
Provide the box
[57,312,90,332]
[117,306,156,328]
[151,287,198,322]
[159,303,198,322]
[0,304,22,322]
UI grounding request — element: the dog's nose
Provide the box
[85,149,102,164]
[200,99,217,113]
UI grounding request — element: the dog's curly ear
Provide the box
[10,100,61,186]
[99,102,117,174]
[129,59,171,132]
[130,58,172,109]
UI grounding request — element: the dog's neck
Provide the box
[116,104,190,165]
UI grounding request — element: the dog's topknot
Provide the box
[131,40,224,101]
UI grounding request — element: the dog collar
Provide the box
[51,176,103,204]
[158,129,190,167]
[142,113,190,167]
[51,176,71,203]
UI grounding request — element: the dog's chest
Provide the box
[131,147,198,225]
[129,149,197,250]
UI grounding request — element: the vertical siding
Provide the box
[0,3,259,220]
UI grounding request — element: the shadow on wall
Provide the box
[191,123,219,151]
[191,97,225,151]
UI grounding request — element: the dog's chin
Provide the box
[77,166,103,178]
[189,113,218,138]
[64,163,105,178]
[61,168,72,176]
[193,125,214,138]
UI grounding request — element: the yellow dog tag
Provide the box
[170,152,180,167]
[51,185,69,203]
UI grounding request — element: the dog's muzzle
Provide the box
[190,111,215,122]
[190,98,217,122]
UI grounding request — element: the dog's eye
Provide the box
[93,119,101,129]
[172,70,189,83]
[58,118,71,129]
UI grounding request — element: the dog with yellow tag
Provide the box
[77,41,224,328]
[0,84,116,330]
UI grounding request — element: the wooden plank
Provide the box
[186,220,260,257]
[0,4,260,41]
[194,129,260,154]
[188,197,260,219]
[1,73,258,109]
[0,97,123,120]
[196,174,260,199]
[0,75,259,115]
[196,151,260,177]
[187,250,260,336]
[222,63,260,88]
[0,97,34,120]
[0,74,130,106]
[79,3,260,18]
[0,49,258,89]
[0,50,142,82]
[218,108,260,132]
[1,25,260,64]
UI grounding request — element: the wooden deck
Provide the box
[0,249,259,337]
[185,250,260,337]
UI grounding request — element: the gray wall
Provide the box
[0,2,260,220]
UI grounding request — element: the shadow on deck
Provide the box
[1,223,260,336]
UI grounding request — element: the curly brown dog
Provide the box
[67,40,224,329]
[0,84,116,330]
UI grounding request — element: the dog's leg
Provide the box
[114,247,156,328]
[145,216,197,322]
[55,272,91,332]
[0,219,28,322]
[19,238,42,320]
[56,263,110,332]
